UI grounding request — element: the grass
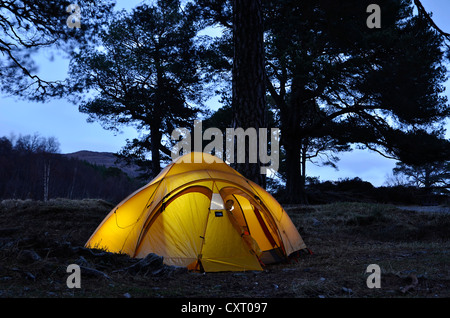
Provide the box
[0,199,449,298]
[285,202,449,297]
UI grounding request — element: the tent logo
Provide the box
[171,120,280,174]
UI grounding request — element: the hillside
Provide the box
[64,151,142,178]
[0,148,144,204]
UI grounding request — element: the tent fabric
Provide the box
[85,152,307,272]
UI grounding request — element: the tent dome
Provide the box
[86,152,307,272]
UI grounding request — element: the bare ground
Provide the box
[0,199,448,299]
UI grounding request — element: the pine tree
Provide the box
[68,0,205,177]
[0,0,114,99]
[231,0,267,185]
[264,0,449,203]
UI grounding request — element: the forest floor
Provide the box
[0,199,448,300]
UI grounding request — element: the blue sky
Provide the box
[0,0,449,186]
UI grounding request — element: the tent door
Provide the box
[225,193,283,256]
[199,207,263,272]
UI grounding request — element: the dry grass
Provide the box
[0,199,448,298]
[285,202,449,297]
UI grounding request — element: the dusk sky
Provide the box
[0,0,449,187]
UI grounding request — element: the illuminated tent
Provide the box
[85,152,307,272]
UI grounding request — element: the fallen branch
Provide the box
[79,265,111,280]
[400,274,419,294]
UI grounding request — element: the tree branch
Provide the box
[414,0,450,47]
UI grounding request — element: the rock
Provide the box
[400,274,418,294]
[75,256,91,267]
[121,253,164,275]
[80,265,111,280]
[342,287,353,294]
[115,253,187,277]
[281,268,296,272]
[17,250,41,263]
[24,271,36,281]
[233,273,248,277]
[0,228,20,236]
[166,265,187,276]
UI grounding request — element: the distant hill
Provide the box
[64,150,142,178]
[0,149,144,203]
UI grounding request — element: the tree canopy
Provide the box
[263,0,450,202]
[68,0,206,177]
[1,0,449,203]
[0,0,114,99]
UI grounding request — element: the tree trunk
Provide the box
[150,124,162,177]
[43,159,50,202]
[232,0,266,186]
[69,166,77,199]
[284,137,309,204]
[281,76,312,204]
[300,139,308,203]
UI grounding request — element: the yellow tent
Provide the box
[85,152,307,272]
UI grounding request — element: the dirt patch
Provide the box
[0,199,448,298]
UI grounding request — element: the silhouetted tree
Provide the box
[0,0,114,99]
[0,134,143,203]
[264,0,449,203]
[68,0,205,177]
[393,161,450,189]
